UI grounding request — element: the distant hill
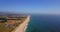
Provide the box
[0,12,27,16]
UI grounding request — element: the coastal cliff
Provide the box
[12,16,30,32]
[0,12,30,32]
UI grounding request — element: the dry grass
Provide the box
[0,22,21,32]
[0,15,27,32]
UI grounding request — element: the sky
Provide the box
[0,0,60,14]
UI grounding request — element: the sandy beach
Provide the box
[12,16,30,32]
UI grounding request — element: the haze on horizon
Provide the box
[0,0,60,14]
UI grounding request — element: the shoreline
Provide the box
[24,16,30,32]
[12,16,30,32]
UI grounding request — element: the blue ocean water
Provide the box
[26,14,60,32]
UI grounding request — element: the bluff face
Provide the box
[0,12,30,32]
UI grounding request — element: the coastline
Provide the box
[24,16,30,32]
[12,16,30,32]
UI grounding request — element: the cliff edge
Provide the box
[12,16,30,32]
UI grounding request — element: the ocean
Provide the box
[26,14,60,32]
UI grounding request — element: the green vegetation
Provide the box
[0,18,7,23]
[0,16,26,32]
